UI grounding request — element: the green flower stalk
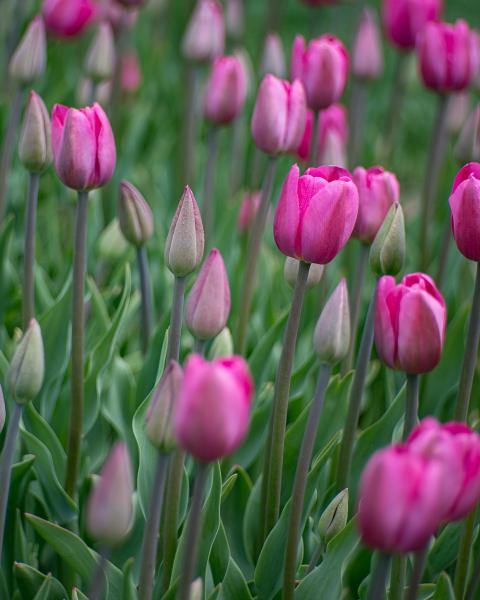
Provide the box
[367,553,392,600]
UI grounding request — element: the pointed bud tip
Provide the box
[313,279,350,365]
[369,203,406,277]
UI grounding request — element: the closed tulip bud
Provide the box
[97,219,129,262]
[418,20,476,94]
[19,91,52,173]
[313,279,350,364]
[260,33,286,79]
[225,0,244,42]
[186,249,231,341]
[8,320,44,404]
[173,354,254,461]
[284,257,324,289]
[375,273,446,374]
[449,163,480,261]
[0,387,5,434]
[238,191,261,233]
[454,106,480,163]
[189,579,203,600]
[86,442,133,547]
[296,105,348,166]
[274,164,359,265]
[182,0,225,63]
[382,0,442,51]
[9,17,47,85]
[42,0,96,38]
[51,103,116,191]
[118,181,153,247]
[251,75,306,156]
[318,489,349,544]
[210,327,234,359]
[165,186,205,277]
[84,22,116,82]
[369,203,406,277]
[352,9,383,81]
[204,56,247,125]
[145,362,183,451]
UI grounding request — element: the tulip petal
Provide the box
[273,164,301,259]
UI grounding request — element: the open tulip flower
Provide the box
[382,0,443,51]
[42,0,96,38]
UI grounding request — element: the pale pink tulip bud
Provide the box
[51,103,116,191]
[358,444,446,552]
[84,21,116,82]
[237,191,261,233]
[86,442,133,547]
[382,0,442,51]
[186,248,231,341]
[251,75,306,156]
[121,51,142,94]
[447,92,471,136]
[42,0,96,38]
[374,273,446,374]
[352,166,400,244]
[284,258,324,289]
[313,278,350,364]
[8,320,44,404]
[204,56,247,125]
[173,354,254,462]
[454,106,480,163]
[260,33,286,79]
[449,163,480,261]
[225,0,244,42]
[9,17,47,85]
[19,91,52,174]
[145,362,183,451]
[165,186,205,277]
[352,9,383,81]
[118,181,153,247]
[273,164,359,265]
[182,0,225,63]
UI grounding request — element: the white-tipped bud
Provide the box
[8,320,44,404]
[313,279,350,365]
[318,489,349,544]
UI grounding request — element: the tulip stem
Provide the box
[389,557,406,600]
[262,260,311,539]
[0,401,22,563]
[419,94,450,271]
[435,219,452,288]
[403,373,419,440]
[404,544,428,600]
[310,112,320,167]
[166,276,186,363]
[177,462,209,600]
[336,283,377,491]
[194,338,207,355]
[138,452,169,600]
[236,156,277,354]
[455,261,480,421]
[182,65,201,187]
[283,363,332,600]
[0,86,23,225]
[89,548,109,600]
[383,52,408,160]
[202,126,219,244]
[65,190,89,498]
[230,114,246,195]
[137,245,153,355]
[307,542,324,574]
[454,509,477,600]
[466,543,480,600]
[348,80,367,170]
[23,172,40,329]
[367,553,391,600]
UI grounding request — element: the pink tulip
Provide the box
[96,0,138,32]
[251,75,306,156]
[121,51,142,93]
[352,167,400,244]
[51,103,116,191]
[352,8,383,81]
[42,0,95,38]
[449,162,480,261]
[382,0,442,51]
[182,0,224,63]
[173,354,254,461]
[296,105,348,165]
[290,34,349,112]
[358,444,446,552]
[204,56,247,125]
[375,273,446,374]
[273,164,359,264]
[238,191,261,233]
[260,33,286,79]
[418,20,476,93]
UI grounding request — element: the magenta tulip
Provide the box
[182,0,224,63]
[42,0,95,38]
[382,0,442,51]
[173,354,254,462]
[51,103,116,191]
[204,56,247,125]
[352,167,400,244]
[273,164,358,264]
[449,162,480,261]
[238,191,261,233]
[375,273,446,374]
[352,8,383,81]
[296,105,348,165]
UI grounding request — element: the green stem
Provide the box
[166,276,186,363]
[336,283,377,491]
[367,553,391,600]
[383,52,409,160]
[403,374,419,440]
[65,191,89,498]
[307,542,323,574]
[262,261,311,539]
[310,111,320,167]
[89,548,109,600]
[404,544,429,600]
[389,557,406,600]
[22,172,40,329]
[202,127,219,244]
[177,463,209,600]
[182,65,201,187]
[137,245,153,355]
[229,113,246,195]
[194,338,207,355]
[455,262,480,421]
[435,218,452,289]
[283,364,332,600]
[454,509,477,600]
[0,86,23,225]
[236,156,277,355]
[348,80,367,170]
[466,545,480,600]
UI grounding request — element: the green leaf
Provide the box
[243,476,262,568]
[32,575,52,600]
[210,521,231,584]
[72,588,90,600]
[428,523,464,575]
[14,563,67,600]
[122,558,137,600]
[87,275,111,336]
[221,473,238,503]
[248,311,288,384]
[221,558,253,600]
[431,573,455,599]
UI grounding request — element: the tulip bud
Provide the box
[0,387,5,434]
[186,249,231,341]
[454,106,480,164]
[121,51,142,94]
[209,327,234,359]
[225,0,244,42]
[84,22,116,82]
[260,33,286,79]
[117,181,153,247]
[189,579,203,600]
[238,191,261,233]
[42,0,96,38]
[182,0,225,64]
[284,258,324,289]
[352,8,383,81]
[382,0,442,51]
[19,91,52,174]
[86,442,133,547]
[369,203,405,277]
[8,320,45,404]
[313,279,350,365]
[318,489,349,544]
[145,362,183,451]
[165,187,204,277]
[97,219,129,263]
[204,56,247,125]
[9,17,47,85]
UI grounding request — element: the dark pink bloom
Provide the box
[382,0,442,50]
[449,163,480,261]
[238,191,261,233]
[42,0,95,38]
[296,105,348,165]
[204,55,247,125]
[374,273,446,374]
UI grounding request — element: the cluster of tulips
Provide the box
[2,0,480,599]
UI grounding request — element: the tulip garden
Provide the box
[2,0,480,598]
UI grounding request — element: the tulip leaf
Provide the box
[243,476,263,569]
[428,523,464,575]
[32,575,52,600]
[221,557,252,600]
[72,588,89,600]
[431,572,455,599]
[14,563,67,600]
[248,310,288,383]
